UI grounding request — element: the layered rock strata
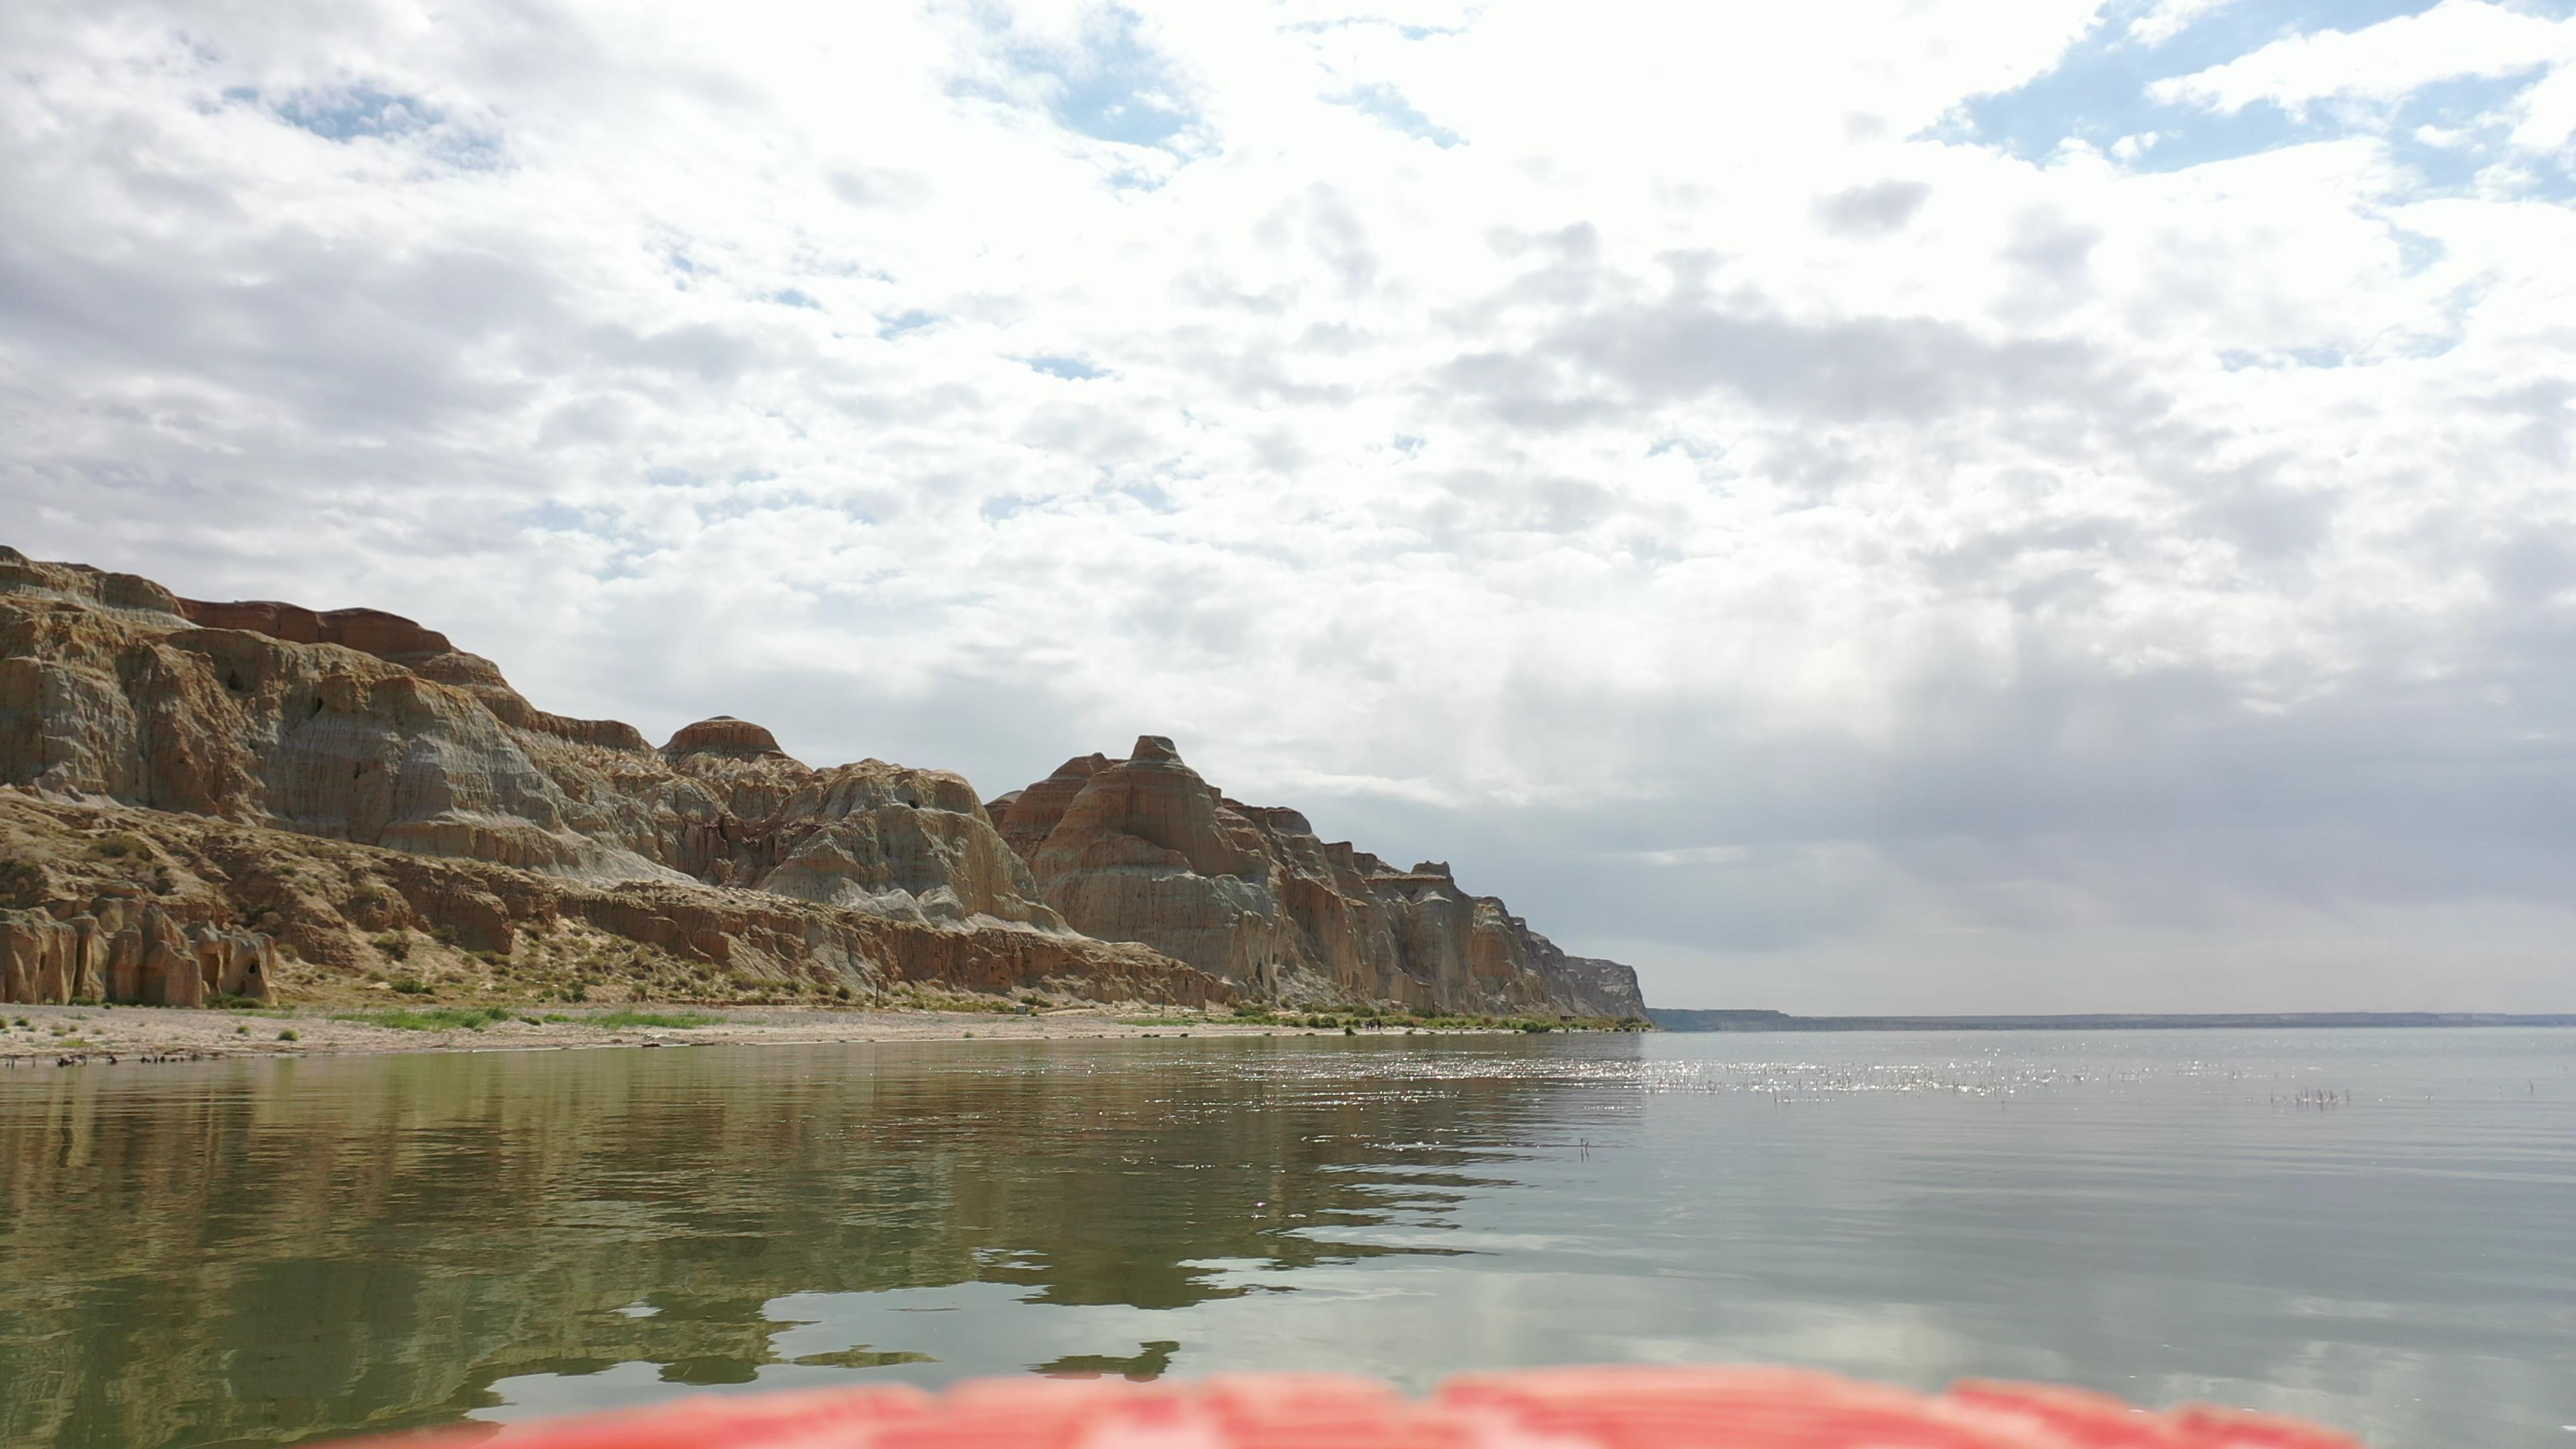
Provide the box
[0,547,1643,1016]
[999,738,1647,1019]
[1,548,1067,923]
[0,792,1211,1007]
[0,548,1202,1005]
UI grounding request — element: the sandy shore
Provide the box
[0,1001,1448,1066]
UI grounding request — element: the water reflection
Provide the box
[3,1031,2574,1449]
[0,1037,1585,1446]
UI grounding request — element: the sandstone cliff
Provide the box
[0,794,1207,1007]
[998,737,1647,1019]
[0,547,1204,1006]
[0,547,1644,1016]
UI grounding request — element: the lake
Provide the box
[3,1029,2571,1448]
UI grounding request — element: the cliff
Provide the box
[0,548,1208,1006]
[0,547,1644,1016]
[998,737,1647,1019]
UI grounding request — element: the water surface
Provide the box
[3,1030,2571,1448]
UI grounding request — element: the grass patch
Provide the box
[582,1010,720,1030]
[87,831,158,862]
[0,858,44,907]
[332,1005,518,1032]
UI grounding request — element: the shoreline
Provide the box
[0,1001,1538,1066]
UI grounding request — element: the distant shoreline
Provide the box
[1652,1008,2576,1032]
[0,1002,1523,1068]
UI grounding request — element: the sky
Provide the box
[3,0,2573,1013]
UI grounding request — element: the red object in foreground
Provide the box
[334,1368,2363,1449]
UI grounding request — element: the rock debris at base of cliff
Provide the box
[0,546,1645,1017]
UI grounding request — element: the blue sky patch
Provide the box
[1281,15,1481,42]
[253,86,442,142]
[1330,83,1463,147]
[963,5,1209,155]
[1023,354,1109,380]
[1935,0,2569,193]
[227,84,502,169]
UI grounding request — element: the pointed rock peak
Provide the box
[1130,735,1183,763]
[663,715,792,761]
[1049,753,1112,780]
[1411,861,1453,879]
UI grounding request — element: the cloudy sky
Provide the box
[6,0,2573,1012]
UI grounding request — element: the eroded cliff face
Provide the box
[999,737,1648,1019]
[0,548,1064,925]
[0,547,1643,1016]
[0,548,1202,1006]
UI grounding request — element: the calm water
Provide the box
[3,1030,2573,1448]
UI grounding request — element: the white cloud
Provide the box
[2510,60,2576,152]
[2129,0,2239,48]
[2149,0,2576,120]
[4,0,2575,1010]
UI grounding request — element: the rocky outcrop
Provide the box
[999,737,1647,1018]
[1559,955,1648,1020]
[0,547,1644,1016]
[0,889,276,1007]
[662,716,791,761]
[0,791,1215,1007]
[0,547,1071,928]
[0,547,1197,1005]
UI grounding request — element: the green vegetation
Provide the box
[333,1005,519,1032]
[276,1028,299,1042]
[87,831,157,861]
[582,1010,720,1030]
[0,857,45,906]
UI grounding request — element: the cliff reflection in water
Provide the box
[0,1036,1580,1448]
